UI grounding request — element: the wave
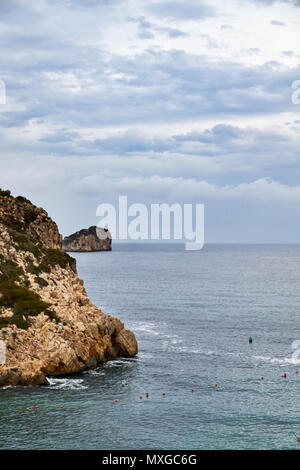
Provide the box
[160,340,300,368]
[104,359,136,367]
[47,377,88,390]
[253,355,300,365]
[128,322,160,336]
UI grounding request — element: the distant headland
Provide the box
[63,226,112,252]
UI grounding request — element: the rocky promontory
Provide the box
[63,226,112,252]
[0,190,137,386]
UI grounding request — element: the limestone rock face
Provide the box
[0,193,62,250]
[114,329,138,357]
[63,226,112,252]
[0,190,137,386]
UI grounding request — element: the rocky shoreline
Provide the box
[0,190,137,386]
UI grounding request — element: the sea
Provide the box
[1,243,300,450]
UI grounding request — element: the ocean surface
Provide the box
[1,243,300,450]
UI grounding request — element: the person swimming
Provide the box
[249,336,253,344]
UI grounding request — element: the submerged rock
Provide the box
[63,226,112,252]
[0,190,137,386]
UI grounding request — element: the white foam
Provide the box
[86,369,105,376]
[129,322,160,336]
[162,342,221,355]
[253,355,300,365]
[47,377,87,390]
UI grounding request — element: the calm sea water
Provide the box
[1,244,300,450]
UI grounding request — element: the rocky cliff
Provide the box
[0,190,137,386]
[63,226,112,252]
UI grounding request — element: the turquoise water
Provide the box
[1,244,300,450]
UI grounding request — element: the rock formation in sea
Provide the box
[0,189,137,386]
[63,226,112,252]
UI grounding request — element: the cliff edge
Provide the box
[63,226,112,252]
[0,190,137,386]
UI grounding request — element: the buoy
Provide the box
[114,399,118,403]
[26,408,30,412]
[282,373,287,378]
[146,392,149,398]
[139,395,143,400]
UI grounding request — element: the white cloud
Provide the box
[0,0,300,241]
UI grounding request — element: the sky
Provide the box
[0,0,300,242]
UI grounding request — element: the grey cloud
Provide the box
[4,120,297,189]
[270,19,286,26]
[90,130,175,154]
[138,30,155,39]
[1,1,298,132]
[39,130,80,143]
[128,16,188,39]
[128,16,153,29]
[242,0,300,5]
[248,48,261,54]
[175,124,246,143]
[48,0,121,8]
[0,0,300,243]
[0,0,32,16]
[148,1,215,20]
[1,47,299,130]
[158,26,188,37]
[282,50,296,56]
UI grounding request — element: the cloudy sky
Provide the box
[0,0,300,242]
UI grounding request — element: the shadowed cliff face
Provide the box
[63,226,112,252]
[0,190,137,386]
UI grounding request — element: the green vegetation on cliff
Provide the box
[0,281,56,329]
[0,189,76,273]
[0,254,57,329]
[0,189,11,197]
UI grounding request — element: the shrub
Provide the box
[16,195,31,204]
[26,259,41,276]
[0,281,54,329]
[35,276,49,287]
[0,259,23,283]
[23,208,38,226]
[0,189,11,197]
[9,230,42,258]
[40,249,76,273]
